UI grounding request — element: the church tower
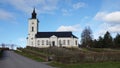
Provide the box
[27,8,39,47]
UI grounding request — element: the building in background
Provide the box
[27,8,78,48]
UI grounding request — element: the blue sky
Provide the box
[0,0,120,48]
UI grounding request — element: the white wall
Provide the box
[34,36,78,48]
[27,19,38,47]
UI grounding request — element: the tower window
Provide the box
[32,27,34,32]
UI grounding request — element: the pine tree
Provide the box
[114,33,120,48]
[97,36,104,48]
[92,39,98,48]
[103,31,113,48]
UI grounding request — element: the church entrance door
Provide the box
[52,41,55,47]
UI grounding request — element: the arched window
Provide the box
[32,27,34,32]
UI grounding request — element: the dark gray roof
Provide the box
[35,32,78,38]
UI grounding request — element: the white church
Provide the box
[27,9,78,48]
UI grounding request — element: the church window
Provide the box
[59,40,61,45]
[42,40,44,45]
[38,40,40,45]
[63,40,66,45]
[75,40,77,45]
[32,27,34,32]
[46,40,49,45]
[67,40,70,45]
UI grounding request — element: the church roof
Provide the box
[35,32,78,38]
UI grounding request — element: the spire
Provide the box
[32,8,37,19]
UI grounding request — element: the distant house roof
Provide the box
[35,32,78,38]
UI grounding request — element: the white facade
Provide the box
[27,9,78,48]
[34,36,78,48]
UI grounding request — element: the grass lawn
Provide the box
[49,61,120,68]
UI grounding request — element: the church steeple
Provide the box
[32,8,37,19]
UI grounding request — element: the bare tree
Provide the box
[81,27,93,48]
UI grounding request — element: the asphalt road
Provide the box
[0,51,55,68]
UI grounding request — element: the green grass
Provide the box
[15,50,45,62]
[49,61,120,68]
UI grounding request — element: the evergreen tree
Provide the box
[114,33,120,48]
[103,31,113,48]
[97,36,104,48]
[92,39,98,48]
[81,27,93,48]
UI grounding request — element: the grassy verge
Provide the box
[49,61,120,68]
[15,50,45,62]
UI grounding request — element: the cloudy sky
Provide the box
[0,0,120,47]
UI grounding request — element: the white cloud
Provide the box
[104,11,120,23]
[0,9,15,21]
[56,24,81,32]
[72,2,86,9]
[108,25,120,33]
[94,11,120,36]
[95,23,120,38]
[18,38,26,42]
[94,11,120,24]
[61,9,71,16]
[17,37,26,47]
[94,12,107,21]
[1,0,59,14]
